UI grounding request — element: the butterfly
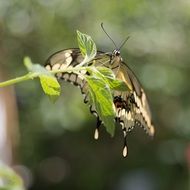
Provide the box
[44,46,155,157]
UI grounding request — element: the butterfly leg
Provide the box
[94,117,101,140]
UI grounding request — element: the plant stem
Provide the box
[0,66,90,88]
[0,73,34,87]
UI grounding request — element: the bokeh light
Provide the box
[0,0,190,190]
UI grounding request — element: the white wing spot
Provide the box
[66,56,72,65]
[76,77,83,85]
[80,70,86,75]
[63,73,69,80]
[52,63,61,70]
[127,111,131,120]
[94,129,99,140]
[56,73,62,78]
[149,125,155,136]
[60,64,67,70]
[45,65,51,71]
[65,52,71,58]
[123,146,128,157]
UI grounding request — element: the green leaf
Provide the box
[23,56,33,70]
[39,75,61,102]
[96,67,129,91]
[76,30,97,65]
[23,57,61,102]
[84,66,130,136]
[87,66,129,92]
[86,71,116,136]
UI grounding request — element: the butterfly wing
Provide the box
[44,48,154,136]
[44,48,154,157]
[111,62,154,157]
[125,64,154,135]
[44,48,112,137]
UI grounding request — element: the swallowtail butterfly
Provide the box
[44,29,155,157]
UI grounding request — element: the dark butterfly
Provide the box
[44,47,155,157]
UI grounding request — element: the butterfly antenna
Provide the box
[118,36,130,51]
[101,23,118,49]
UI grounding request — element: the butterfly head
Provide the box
[110,49,123,67]
[113,49,120,56]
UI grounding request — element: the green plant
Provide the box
[0,31,127,136]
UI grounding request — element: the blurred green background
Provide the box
[0,0,190,190]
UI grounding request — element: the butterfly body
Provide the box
[45,48,155,157]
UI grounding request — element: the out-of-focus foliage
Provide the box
[0,162,24,190]
[0,0,190,190]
